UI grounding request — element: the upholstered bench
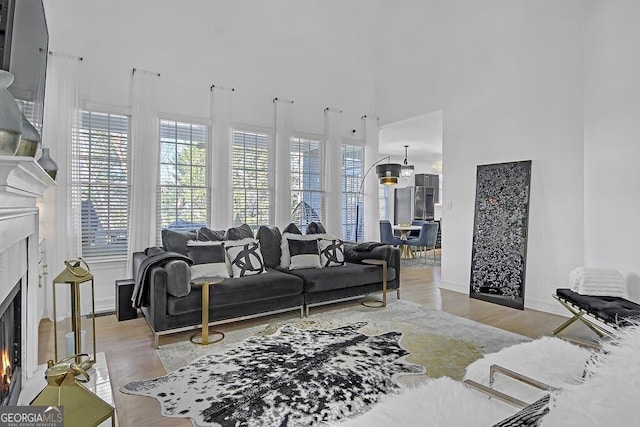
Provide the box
[553,288,640,343]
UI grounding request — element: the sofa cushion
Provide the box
[164,260,192,297]
[281,262,394,293]
[198,226,225,241]
[288,239,321,270]
[166,268,303,315]
[187,241,230,279]
[306,222,327,234]
[162,229,198,255]
[282,222,302,235]
[256,225,282,269]
[225,238,266,277]
[318,238,345,267]
[224,223,254,240]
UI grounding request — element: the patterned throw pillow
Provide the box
[225,238,266,277]
[288,239,321,270]
[318,238,345,267]
[186,241,230,279]
[280,233,326,268]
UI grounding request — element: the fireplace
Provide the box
[0,280,21,406]
[0,156,56,401]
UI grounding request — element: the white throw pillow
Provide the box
[280,233,337,268]
[288,238,321,270]
[224,238,266,277]
[190,263,230,280]
[318,238,345,267]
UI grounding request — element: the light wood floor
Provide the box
[37,265,569,427]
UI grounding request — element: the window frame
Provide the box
[340,142,366,241]
[74,108,131,260]
[290,133,325,233]
[157,117,211,240]
[231,125,274,231]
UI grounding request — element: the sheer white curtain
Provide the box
[273,98,293,228]
[40,53,82,320]
[126,69,160,275]
[324,108,343,237]
[363,115,381,241]
[210,86,234,229]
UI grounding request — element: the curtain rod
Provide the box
[324,107,343,113]
[40,48,83,61]
[211,84,235,92]
[132,67,161,77]
[273,97,294,104]
[361,114,380,121]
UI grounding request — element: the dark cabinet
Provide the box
[415,173,439,203]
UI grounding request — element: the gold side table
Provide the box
[361,259,387,308]
[190,278,225,345]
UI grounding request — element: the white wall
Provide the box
[583,0,640,303]
[41,0,640,315]
[376,0,586,314]
[42,0,378,311]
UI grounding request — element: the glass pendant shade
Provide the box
[400,145,414,178]
[15,113,41,157]
[0,70,23,155]
[376,163,401,185]
[38,147,58,180]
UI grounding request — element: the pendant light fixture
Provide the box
[400,145,414,178]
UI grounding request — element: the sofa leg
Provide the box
[305,305,310,317]
[153,333,159,349]
[397,288,401,299]
[300,306,304,318]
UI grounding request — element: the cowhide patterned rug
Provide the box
[121,322,425,426]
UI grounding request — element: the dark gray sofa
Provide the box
[132,225,400,347]
[282,243,400,315]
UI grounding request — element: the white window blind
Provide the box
[341,145,365,241]
[232,130,272,231]
[290,137,324,233]
[158,120,209,239]
[76,111,130,258]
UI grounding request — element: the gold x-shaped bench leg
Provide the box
[552,294,614,343]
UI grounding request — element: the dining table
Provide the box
[392,224,422,259]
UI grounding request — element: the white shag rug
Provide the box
[541,325,640,427]
[341,325,640,426]
[337,377,515,427]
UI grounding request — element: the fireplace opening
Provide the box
[0,280,21,406]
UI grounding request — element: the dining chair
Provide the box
[406,222,439,262]
[379,220,404,246]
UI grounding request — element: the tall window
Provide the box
[232,130,271,230]
[158,120,209,235]
[341,145,365,240]
[76,111,129,258]
[290,137,324,233]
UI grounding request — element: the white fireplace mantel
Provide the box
[0,155,56,382]
[0,155,56,199]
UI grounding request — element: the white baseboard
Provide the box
[437,281,569,318]
[95,297,115,314]
[437,281,467,294]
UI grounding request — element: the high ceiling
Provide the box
[379,110,443,164]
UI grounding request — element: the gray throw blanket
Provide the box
[131,247,193,309]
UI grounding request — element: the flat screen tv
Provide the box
[1,0,48,133]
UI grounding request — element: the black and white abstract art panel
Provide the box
[470,160,532,310]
